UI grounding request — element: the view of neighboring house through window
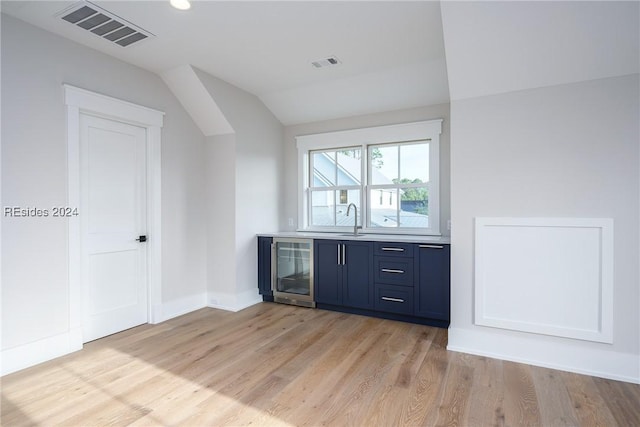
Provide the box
[297,120,441,235]
[310,148,361,227]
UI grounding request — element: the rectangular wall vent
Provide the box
[311,56,341,69]
[57,1,154,47]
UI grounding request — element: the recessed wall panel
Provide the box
[474,217,613,343]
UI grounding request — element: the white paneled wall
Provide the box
[448,74,639,383]
[474,217,613,343]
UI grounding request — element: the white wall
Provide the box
[1,15,207,372]
[205,133,238,308]
[193,68,284,310]
[448,74,640,383]
[282,104,451,235]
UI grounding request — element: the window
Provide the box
[309,148,361,227]
[368,142,430,229]
[296,120,441,235]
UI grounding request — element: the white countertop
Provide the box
[257,231,450,244]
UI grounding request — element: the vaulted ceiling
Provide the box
[441,1,639,100]
[1,1,448,125]
[1,1,638,126]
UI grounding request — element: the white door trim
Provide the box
[64,84,164,348]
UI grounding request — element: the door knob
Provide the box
[136,235,147,242]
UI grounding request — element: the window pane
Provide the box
[370,145,397,184]
[399,143,429,183]
[399,186,428,228]
[312,151,336,187]
[311,190,335,226]
[337,149,361,185]
[369,188,398,228]
[336,190,360,226]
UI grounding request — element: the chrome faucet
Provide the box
[346,203,362,236]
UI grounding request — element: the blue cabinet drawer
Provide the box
[374,257,414,286]
[374,284,414,315]
[374,242,414,258]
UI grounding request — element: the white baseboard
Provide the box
[151,292,207,324]
[1,328,83,376]
[207,289,262,312]
[448,327,640,384]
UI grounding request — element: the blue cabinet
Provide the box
[343,241,374,309]
[414,244,450,321]
[314,240,373,310]
[259,236,450,328]
[373,241,415,315]
[257,236,273,297]
[314,240,342,305]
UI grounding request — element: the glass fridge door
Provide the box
[275,241,311,296]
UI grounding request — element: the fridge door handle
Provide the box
[271,243,276,291]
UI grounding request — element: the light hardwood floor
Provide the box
[2,303,639,426]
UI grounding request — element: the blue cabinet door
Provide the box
[314,240,342,305]
[414,244,450,321]
[257,237,273,296]
[342,241,374,309]
[315,240,373,308]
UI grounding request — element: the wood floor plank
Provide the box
[531,365,580,426]
[562,371,618,427]
[359,325,436,427]
[282,330,395,425]
[246,313,373,424]
[503,360,542,426]
[2,303,639,427]
[466,355,506,427]
[594,376,640,426]
[423,351,474,426]
[397,328,450,426]
[1,348,136,413]
[210,374,290,426]
[172,308,339,426]
[320,321,417,426]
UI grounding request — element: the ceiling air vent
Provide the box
[311,56,341,69]
[58,1,154,47]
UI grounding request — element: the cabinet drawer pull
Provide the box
[381,268,404,274]
[419,245,444,249]
[382,247,404,252]
[381,296,404,303]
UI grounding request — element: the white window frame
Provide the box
[308,148,363,228]
[296,120,442,235]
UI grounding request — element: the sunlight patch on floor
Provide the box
[2,347,294,426]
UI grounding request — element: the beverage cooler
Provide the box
[272,238,314,307]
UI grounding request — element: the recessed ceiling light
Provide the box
[170,0,191,11]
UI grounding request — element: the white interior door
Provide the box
[80,113,148,342]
